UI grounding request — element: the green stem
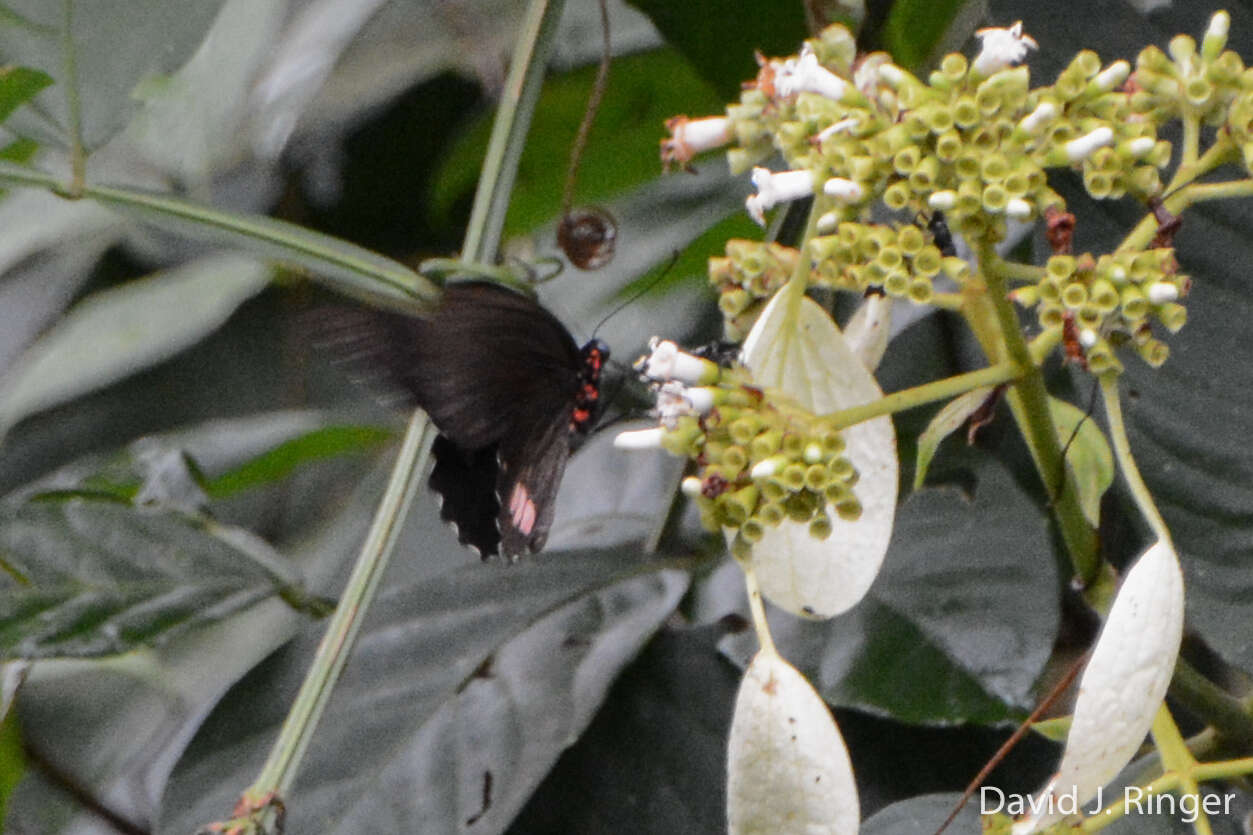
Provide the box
[984,251,1045,284]
[1121,137,1239,253]
[220,0,568,829]
[1150,707,1212,835]
[1170,658,1253,748]
[823,361,1023,430]
[60,0,84,196]
[1098,372,1172,544]
[462,0,565,262]
[973,240,1100,584]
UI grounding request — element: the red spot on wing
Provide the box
[509,484,538,535]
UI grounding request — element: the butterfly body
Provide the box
[326,281,606,559]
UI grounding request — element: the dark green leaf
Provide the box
[879,0,980,72]
[862,793,978,834]
[0,137,37,163]
[159,549,693,834]
[204,425,392,499]
[0,65,51,124]
[0,710,22,823]
[627,0,807,100]
[0,498,302,659]
[430,48,724,238]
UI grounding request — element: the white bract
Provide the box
[727,649,859,834]
[1012,539,1184,834]
[736,290,897,618]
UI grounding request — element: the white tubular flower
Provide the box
[747,167,816,225]
[1018,100,1057,135]
[816,211,840,234]
[1012,539,1184,834]
[776,45,850,100]
[1078,328,1098,348]
[815,116,859,144]
[928,190,958,211]
[1147,282,1179,304]
[822,177,865,204]
[635,337,719,385]
[1005,198,1033,220]
[661,115,732,168]
[972,21,1038,76]
[655,381,716,427]
[1063,126,1115,163]
[877,62,907,89]
[680,476,703,497]
[613,427,666,450]
[1126,136,1155,158]
[1092,60,1131,93]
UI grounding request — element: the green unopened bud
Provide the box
[1169,34,1197,66]
[1010,285,1040,307]
[828,456,856,482]
[1090,278,1119,311]
[1004,168,1031,198]
[893,145,922,174]
[1084,169,1114,199]
[741,517,765,543]
[922,102,955,134]
[935,129,963,162]
[1156,301,1187,332]
[1038,275,1062,303]
[728,415,764,446]
[761,477,787,502]
[942,256,972,283]
[884,270,910,297]
[719,288,752,316]
[835,496,863,521]
[1061,280,1089,308]
[953,95,980,128]
[908,278,934,304]
[884,181,912,210]
[1085,340,1122,375]
[1120,284,1148,320]
[1202,12,1231,62]
[940,52,968,82]
[975,87,1002,116]
[719,484,758,527]
[661,418,704,457]
[785,489,820,522]
[823,482,851,504]
[808,513,834,540]
[781,462,807,491]
[804,464,831,491]
[877,244,904,270]
[913,244,943,277]
[983,183,1009,212]
[730,530,752,560]
[781,432,805,457]
[819,428,846,456]
[759,500,785,526]
[722,444,748,472]
[1038,302,1065,328]
[750,428,783,459]
[1076,304,1103,330]
[910,155,941,191]
[1137,337,1170,367]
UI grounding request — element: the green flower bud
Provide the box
[719,288,752,316]
[953,95,980,128]
[722,444,748,472]
[728,414,764,446]
[1083,169,1114,199]
[1061,280,1089,308]
[785,489,820,522]
[1137,337,1170,367]
[909,155,941,191]
[908,277,934,304]
[781,462,807,491]
[823,482,850,504]
[1156,301,1187,332]
[835,496,863,521]
[1076,304,1103,330]
[762,478,788,502]
[1090,278,1120,311]
[1120,284,1148,320]
[935,129,963,162]
[819,427,846,456]
[1038,302,1065,328]
[661,418,704,457]
[942,256,971,283]
[750,427,783,459]
[922,102,955,134]
[730,531,752,561]
[975,87,1002,116]
[1010,284,1040,307]
[1085,340,1122,375]
[808,513,834,540]
[982,183,1009,212]
[805,463,831,491]
[884,269,910,297]
[828,455,856,482]
[913,244,943,277]
[741,517,765,543]
[1003,168,1031,198]
[884,181,912,210]
[1038,275,1063,303]
[876,244,904,270]
[940,53,968,83]
[759,500,786,526]
[719,484,758,527]
[893,145,922,174]
[898,224,925,255]
[781,432,805,457]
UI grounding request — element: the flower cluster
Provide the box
[708,240,800,340]
[1131,12,1245,129]
[1012,249,1189,370]
[808,221,970,302]
[615,340,862,555]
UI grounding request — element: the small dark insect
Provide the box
[557,206,618,270]
[926,210,956,257]
[322,281,608,560]
[692,339,742,367]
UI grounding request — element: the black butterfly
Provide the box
[323,281,608,560]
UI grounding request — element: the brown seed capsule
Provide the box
[558,206,617,270]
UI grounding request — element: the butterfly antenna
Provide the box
[590,249,681,338]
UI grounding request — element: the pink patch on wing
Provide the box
[509,484,537,535]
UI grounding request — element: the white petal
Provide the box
[613,427,665,450]
[738,291,898,618]
[1012,539,1184,833]
[727,650,859,835]
[843,294,893,372]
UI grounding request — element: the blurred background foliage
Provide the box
[0,0,1251,832]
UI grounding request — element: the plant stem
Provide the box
[1150,706,1212,835]
[60,0,85,196]
[973,241,1100,584]
[462,0,565,262]
[1170,657,1253,748]
[242,414,436,818]
[823,361,1023,429]
[1098,372,1172,544]
[741,564,778,657]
